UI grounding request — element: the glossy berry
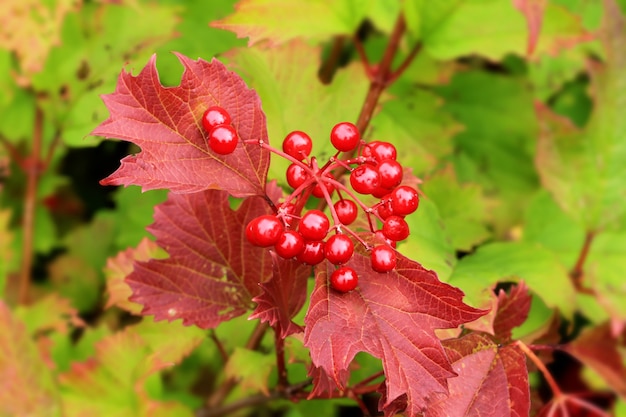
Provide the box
[376,198,394,220]
[274,230,305,259]
[390,185,419,216]
[325,234,354,265]
[365,141,397,162]
[371,245,396,272]
[286,163,309,189]
[330,122,360,152]
[283,131,313,160]
[334,199,358,225]
[377,159,403,189]
[312,173,335,198]
[202,106,231,132]
[209,125,238,154]
[382,216,410,242]
[330,266,358,293]
[297,240,326,265]
[350,164,380,195]
[298,210,330,241]
[246,215,283,247]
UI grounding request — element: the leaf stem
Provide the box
[569,230,595,292]
[318,35,347,85]
[274,327,288,389]
[516,340,562,397]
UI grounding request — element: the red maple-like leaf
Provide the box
[126,189,275,329]
[493,282,532,342]
[303,252,487,415]
[93,53,270,197]
[426,333,530,417]
[249,254,310,338]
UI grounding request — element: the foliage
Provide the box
[1,0,625,416]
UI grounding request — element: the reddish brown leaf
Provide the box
[126,190,274,329]
[512,0,546,55]
[426,333,530,417]
[493,282,532,342]
[564,323,626,398]
[249,254,310,338]
[94,53,270,197]
[303,253,487,415]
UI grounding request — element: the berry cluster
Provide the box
[198,110,421,293]
[201,106,238,154]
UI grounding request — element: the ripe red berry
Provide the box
[297,240,326,265]
[330,266,358,293]
[209,125,238,154]
[365,141,397,162]
[382,216,410,241]
[377,159,403,189]
[371,245,396,272]
[350,164,380,195]
[390,185,419,216]
[246,215,284,247]
[376,198,394,220]
[274,230,305,259]
[330,122,360,152]
[202,106,231,132]
[325,234,354,265]
[286,163,309,189]
[312,173,335,198]
[283,131,313,160]
[334,199,358,225]
[298,210,330,241]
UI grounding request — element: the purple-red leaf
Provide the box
[126,190,274,329]
[94,53,270,197]
[303,253,487,415]
[426,333,530,417]
[493,282,532,342]
[249,255,310,338]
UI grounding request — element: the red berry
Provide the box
[274,230,305,259]
[246,215,283,247]
[371,245,396,272]
[365,141,396,162]
[350,164,380,195]
[298,210,330,241]
[325,234,354,265]
[390,185,419,216]
[209,125,238,154]
[297,240,326,265]
[382,216,409,241]
[377,159,403,189]
[376,198,394,220]
[330,122,360,152]
[286,163,309,189]
[334,199,358,225]
[330,266,358,293]
[312,173,335,198]
[202,106,231,132]
[283,131,312,160]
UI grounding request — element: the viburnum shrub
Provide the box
[87,7,623,417]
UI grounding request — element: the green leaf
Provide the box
[212,0,369,45]
[224,347,275,395]
[448,242,577,321]
[14,293,84,336]
[536,4,626,230]
[111,187,168,250]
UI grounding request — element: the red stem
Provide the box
[570,231,595,292]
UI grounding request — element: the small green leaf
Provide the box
[111,187,168,250]
[224,347,275,395]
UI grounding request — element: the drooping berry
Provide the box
[274,230,305,259]
[371,245,396,272]
[246,215,283,247]
[330,122,360,152]
[324,234,354,265]
[283,131,313,160]
[390,185,419,216]
[209,125,238,154]
[298,210,330,241]
[286,163,309,189]
[350,164,380,195]
[297,240,326,265]
[376,198,394,220]
[382,216,410,242]
[377,159,403,189]
[202,106,231,132]
[330,266,358,293]
[312,173,335,198]
[334,199,358,225]
[365,141,397,162]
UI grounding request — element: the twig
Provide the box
[569,231,595,292]
[209,330,229,363]
[318,36,346,84]
[274,327,288,389]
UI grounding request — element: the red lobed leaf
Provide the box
[493,282,532,342]
[303,252,487,415]
[93,53,270,197]
[126,189,275,329]
[426,333,530,417]
[249,254,310,338]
